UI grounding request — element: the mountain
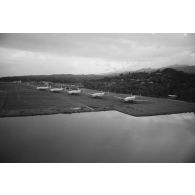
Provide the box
[164,65,195,73]
[0,74,105,82]
[104,65,195,75]
[84,67,195,102]
[135,65,195,74]
[135,68,157,73]
[103,68,157,75]
[1,65,195,82]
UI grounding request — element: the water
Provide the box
[0,111,195,163]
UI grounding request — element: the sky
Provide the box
[0,33,195,76]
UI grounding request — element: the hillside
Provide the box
[165,65,195,73]
[83,68,195,102]
[135,65,195,74]
[0,74,104,83]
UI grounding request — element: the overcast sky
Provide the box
[0,33,195,76]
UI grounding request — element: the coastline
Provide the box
[0,107,194,118]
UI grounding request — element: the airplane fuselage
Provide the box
[50,88,63,93]
[36,86,49,91]
[123,96,136,102]
[115,95,136,103]
[90,92,105,98]
[67,89,81,95]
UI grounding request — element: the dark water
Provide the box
[0,111,195,163]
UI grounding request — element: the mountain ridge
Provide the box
[136,65,195,74]
[0,65,195,79]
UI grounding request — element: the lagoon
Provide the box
[0,111,195,162]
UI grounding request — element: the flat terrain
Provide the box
[0,82,195,117]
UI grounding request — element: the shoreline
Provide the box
[0,107,194,118]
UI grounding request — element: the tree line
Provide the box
[83,68,195,102]
[0,68,195,102]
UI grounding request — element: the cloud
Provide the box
[0,33,195,76]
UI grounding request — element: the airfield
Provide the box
[0,82,195,117]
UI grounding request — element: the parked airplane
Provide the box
[36,86,50,91]
[114,95,151,103]
[114,95,136,103]
[88,92,105,98]
[168,95,177,98]
[67,89,81,95]
[49,87,64,93]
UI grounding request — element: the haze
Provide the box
[0,33,195,76]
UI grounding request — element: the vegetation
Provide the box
[83,69,195,102]
[0,68,195,102]
[1,82,195,117]
[0,74,104,84]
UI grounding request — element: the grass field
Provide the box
[0,82,195,117]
